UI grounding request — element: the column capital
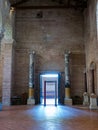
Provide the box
[64,51,71,63]
[65,50,71,55]
[29,50,35,54]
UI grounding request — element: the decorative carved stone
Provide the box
[89,93,98,110]
[83,92,89,106]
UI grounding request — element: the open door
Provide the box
[40,73,60,106]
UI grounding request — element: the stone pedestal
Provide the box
[64,87,72,105]
[64,98,72,105]
[65,87,70,98]
[83,92,89,106]
[27,98,35,105]
[27,88,35,105]
[89,93,98,109]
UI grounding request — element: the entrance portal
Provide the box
[40,73,59,106]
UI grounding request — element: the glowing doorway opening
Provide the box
[40,74,59,106]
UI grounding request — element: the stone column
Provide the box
[83,69,89,106]
[64,51,72,105]
[27,51,35,105]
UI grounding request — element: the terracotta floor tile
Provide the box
[0,105,98,130]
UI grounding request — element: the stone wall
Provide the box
[0,0,15,105]
[0,0,10,100]
[84,0,98,94]
[1,0,98,105]
[70,53,85,97]
[14,8,85,100]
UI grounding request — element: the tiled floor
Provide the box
[0,105,98,130]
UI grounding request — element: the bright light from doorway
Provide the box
[40,73,59,106]
[42,74,58,78]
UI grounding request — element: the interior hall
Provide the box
[0,0,98,130]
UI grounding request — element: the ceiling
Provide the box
[9,0,88,10]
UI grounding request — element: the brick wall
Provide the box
[1,0,98,105]
[84,0,98,94]
[70,53,85,97]
[0,0,15,105]
[2,41,14,105]
[13,8,85,100]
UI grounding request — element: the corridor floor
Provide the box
[0,105,98,130]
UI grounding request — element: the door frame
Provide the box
[44,80,57,106]
[39,71,61,105]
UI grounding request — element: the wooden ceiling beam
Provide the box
[16,6,67,10]
[11,0,29,7]
[11,0,88,10]
[15,5,77,10]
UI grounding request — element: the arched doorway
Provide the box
[90,62,96,93]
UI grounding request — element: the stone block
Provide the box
[64,98,72,105]
[83,92,89,106]
[89,93,98,110]
[27,98,35,105]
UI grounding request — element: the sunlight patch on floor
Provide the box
[41,99,58,106]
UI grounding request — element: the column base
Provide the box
[83,92,89,106]
[89,93,98,110]
[64,98,72,105]
[27,98,35,105]
[89,105,98,110]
